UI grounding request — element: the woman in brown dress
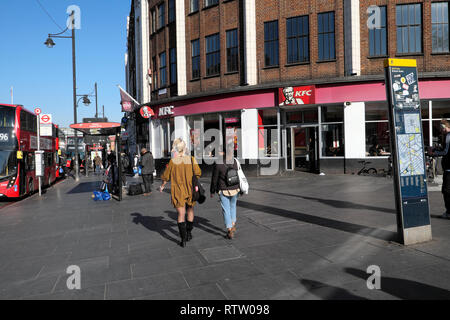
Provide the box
[159,138,202,247]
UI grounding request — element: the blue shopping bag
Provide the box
[93,191,103,201]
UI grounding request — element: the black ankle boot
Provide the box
[186,221,194,241]
[178,222,187,247]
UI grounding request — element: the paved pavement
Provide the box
[0,171,449,300]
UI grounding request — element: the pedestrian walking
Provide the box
[94,154,102,176]
[428,119,450,218]
[140,148,155,195]
[210,147,241,239]
[121,152,129,188]
[159,138,202,247]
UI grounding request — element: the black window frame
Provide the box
[159,51,167,87]
[286,15,310,64]
[168,0,175,24]
[158,2,165,30]
[170,48,177,85]
[264,20,279,67]
[151,9,156,34]
[190,0,199,13]
[205,0,219,8]
[152,56,158,90]
[226,28,239,73]
[318,11,336,61]
[396,3,422,54]
[368,5,387,57]
[432,2,450,53]
[191,39,200,79]
[205,33,220,76]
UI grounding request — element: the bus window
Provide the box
[0,151,17,179]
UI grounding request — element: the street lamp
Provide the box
[45,11,81,181]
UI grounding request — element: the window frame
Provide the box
[204,0,219,9]
[286,15,310,64]
[190,0,199,13]
[264,20,279,67]
[396,3,422,54]
[205,33,221,76]
[368,6,387,57]
[168,0,175,24]
[318,11,336,61]
[159,51,167,87]
[158,2,165,30]
[170,48,177,85]
[431,2,450,53]
[226,28,239,73]
[191,39,201,79]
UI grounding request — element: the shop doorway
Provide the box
[286,125,319,173]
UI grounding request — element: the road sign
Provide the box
[40,114,52,124]
[34,108,42,115]
[384,58,432,245]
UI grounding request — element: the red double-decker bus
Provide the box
[0,104,58,198]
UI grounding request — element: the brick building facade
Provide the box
[126,0,450,175]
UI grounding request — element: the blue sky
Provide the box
[0,0,131,127]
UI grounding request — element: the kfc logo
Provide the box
[279,86,315,106]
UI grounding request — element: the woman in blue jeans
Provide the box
[210,150,240,239]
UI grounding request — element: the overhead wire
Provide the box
[34,0,65,32]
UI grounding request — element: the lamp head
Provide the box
[82,96,91,106]
[44,37,55,48]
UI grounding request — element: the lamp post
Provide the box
[76,95,91,177]
[45,11,81,181]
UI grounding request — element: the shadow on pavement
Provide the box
[237,200,398,242]
[251,188,396,214]
[131,213,180,245]
[165,210,225,238]
[300,279,368,300]
[67,182,102,194]
[345,268,450,300]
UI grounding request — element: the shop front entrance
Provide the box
[286,125,319,173]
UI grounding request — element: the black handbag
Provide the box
[191,157,206,204]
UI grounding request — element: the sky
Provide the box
[0,0,131,128]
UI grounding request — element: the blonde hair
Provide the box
[172,138,187,156]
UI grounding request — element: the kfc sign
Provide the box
[157,105,175,118]
[279,86,315,106]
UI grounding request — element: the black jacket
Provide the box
[433,132,450,171]
[140,152,155,175]
[210,160,239,194]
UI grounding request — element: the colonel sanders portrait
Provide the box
[280,87,304,106]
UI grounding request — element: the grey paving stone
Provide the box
[199,245,245,263]
[182,259,264,288]
[25,284,106,300]
[105,272,188,300]
[132,254,204,278]
[135,283,227,300]
[0,274,60,300]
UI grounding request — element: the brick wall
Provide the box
[360,0,450,76]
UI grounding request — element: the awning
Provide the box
[70,122,121,136]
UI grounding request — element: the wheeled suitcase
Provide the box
[128,183,144,196]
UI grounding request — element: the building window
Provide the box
[205,0,218,8]
[206,33,220,76]
[264,20,279,67]
[158,3,165,29]
[369,6,387,56]
[258,109,279,158]
[151,9,156,34]
[190,0,199,13]
[168,0,175,23]
[152,56,158,90]
[226,29,238,72]
[286,15,309,64]
[170,48,177,85]
[365,102,390,156]
[191,39,200,79]
[432,2,449,53]
[159,52,166,87]
[318,12,335,61]
[321,105,344,157]
[396,3,422,54]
